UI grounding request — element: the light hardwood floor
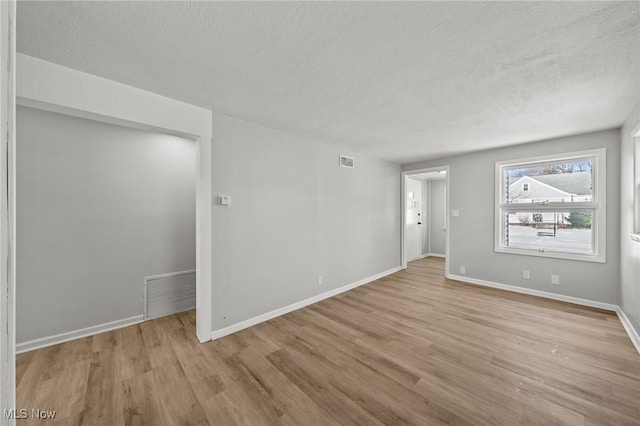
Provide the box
[16,258,640,425]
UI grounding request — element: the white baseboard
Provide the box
[446,274,618,312]
[211,266,402,341]
[427,252,446,258]
[616,307,640,354]
[446,274,640,355]
[408,254,429,261]
[16,315,144,354]
[409,253,445,261]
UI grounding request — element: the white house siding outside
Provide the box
[507,173,592,225]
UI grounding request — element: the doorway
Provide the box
[402,167,450,273]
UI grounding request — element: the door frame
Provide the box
[401,166,450,274]
[1,1,16,421]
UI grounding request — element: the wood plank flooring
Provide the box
[16,258,640,425]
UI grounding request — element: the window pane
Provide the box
[504,158,593,204]
[504,211,593,254]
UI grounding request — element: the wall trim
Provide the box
[427,252,446,258]
[211,266,401,341]
[14,270,639,356]
[410,253,430,261]
[16,315,144,354]
[0,0,16,420]
[410,253,446,261]
[447,274,640,355]
[447,273,618,311]
[616,307,640,354]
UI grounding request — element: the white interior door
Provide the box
[405,178,422,261]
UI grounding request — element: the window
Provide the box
[495,149,606,262]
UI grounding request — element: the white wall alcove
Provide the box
[16,54,214,343]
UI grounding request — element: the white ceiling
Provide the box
[16,1,639,164]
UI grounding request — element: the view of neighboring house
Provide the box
[507,171,592,225]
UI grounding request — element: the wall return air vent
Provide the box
[339,155,355,168]
[144,270,196,320]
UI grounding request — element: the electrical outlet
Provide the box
[551,275,560,285]
[460,266,466,275]
[318,275,323,285]
[523,270,530,280]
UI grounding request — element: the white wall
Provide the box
[211,112,400,331]
[429,180,446,255]
[403,129,620,304]
[620,102,640,332]
[16,106,196,343]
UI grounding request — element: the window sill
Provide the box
[495,246,605,263]
[631,234,640,243]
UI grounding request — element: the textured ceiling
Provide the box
[17,1,640,164]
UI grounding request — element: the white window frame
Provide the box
[522,183,529,191]
[494,148,606,263]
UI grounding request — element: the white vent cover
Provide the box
[339,155,355,168]
[144,270,196,320]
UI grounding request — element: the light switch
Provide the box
[218,195,231,207]
[452,209,460,217]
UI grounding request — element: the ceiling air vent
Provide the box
[339,155,355,169]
